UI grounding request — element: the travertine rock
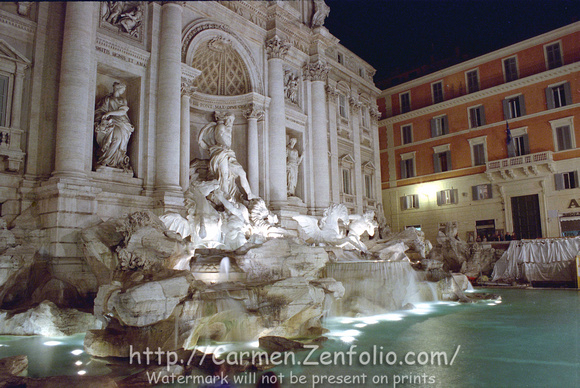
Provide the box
[0,300,101,336]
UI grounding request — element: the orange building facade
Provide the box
[378,22,580,242]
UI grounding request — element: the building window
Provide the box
[555,126,573,151]
[400,194,419,210]
[513,133,530,156]
[342,168,352,195]
[359,68,365,78]
[433,150,451,172]
[339,94,348,118]
[468,105,486,128]
[401,124,413,145]
[503,95,526,119]
[437,189,458,205]
[503,56,518,82]
[473,143,486,166]
[546,82,572,109]
[432,81,444,104]
[360,108,369,128]
[400,91,411,113]
[545,42,563,70]
[337,52,344,65]
[468,136,487,166]
[364,174,373,199]
[555,171,578,190]
[433,144,451,173]
[466,69,479,93]
[400,152,415,179]
[472,184,493,200]
[0,75,8,127]
[430,115,449,137]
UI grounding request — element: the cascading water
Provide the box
[219,257,230,282]
[323,260,438,317]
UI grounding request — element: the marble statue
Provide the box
[214,189,251,250]
[311,0,330,28]
[293,203,349,245]
[198,111,256,201]
[346,211,378,251]
[285,72,299,104]
[94,81,134,172]
[286,137,303,196]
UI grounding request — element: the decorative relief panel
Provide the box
[95,34,150,68]
[284,70,300,106]
[99,1,144,41]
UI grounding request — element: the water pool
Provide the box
[0,289,578,387]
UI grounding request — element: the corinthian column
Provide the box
[155,2,182,194]
[266,36,290,207]
[304,60,330,212]
[180,78,196,191]
[53,2,96,178]
[243,106,264,196]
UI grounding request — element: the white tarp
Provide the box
[491,237,580,282]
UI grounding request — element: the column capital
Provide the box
[265,36,291,60]
[243,105,265,121]
[181,77,197,97]
[325,85,338,98]
[349,96,362,110]
[303,60,329,82]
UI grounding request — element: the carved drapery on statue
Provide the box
[198,111,255,202]
[311,0,330,28]
[94,81,134,172]
[286,136,303,197]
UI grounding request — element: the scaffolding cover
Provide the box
[491,237,580,282]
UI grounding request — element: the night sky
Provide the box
[324,0,580,83]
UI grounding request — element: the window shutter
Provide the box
[412,194,419,208]
[573,171,579,189]
[522,134,530,155]
[563,82,572,105]
[502,99,509,119]
[400,160,407,179]
[555,173,564,191]
[445,151,452,171]
[433,153,441,173]
[430,118,436,137]
[0,76,7,127]
[472,185,478,200]
[437,191,443,206]
[400,196,407,210]
[545,87,555,109]
[480,106,486,125]
[451,189,458,204]
[518,95,526,116]
[443,116,449,134]
[486,184,493,198]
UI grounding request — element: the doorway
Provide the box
[511,194,542,239]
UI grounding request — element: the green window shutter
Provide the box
[436,191,443,206]
[487,184,493,198]
[430,118,436,137]
[433,153,441,173]
[502,99,509,120]
[400,196,407,210]
[545,87,555,109]
[400,160,407,179]
[443,115,449,134]
[445,151,452,171]
[555,173,564,191]
[451,189,458,204]
[522,134,530,155]
[480,106,486,125]
[472,185,478,200]
[563,82,572,106]
[518,95,526,116]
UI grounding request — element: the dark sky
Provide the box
[324,0,580,83]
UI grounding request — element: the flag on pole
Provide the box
[506,121,515,157]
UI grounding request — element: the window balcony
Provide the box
[0,126,25,172]
[485,151,555,180]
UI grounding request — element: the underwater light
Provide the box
[43,341,63,346]
[340,318,354,324]
[71,349,83,356]
[340,336,356,343]
[75,361,83,366]
[77,370,86,375]
[354,323,367,328]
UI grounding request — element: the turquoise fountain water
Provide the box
[1,289,578,387]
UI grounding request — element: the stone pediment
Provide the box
[0,39,30,64]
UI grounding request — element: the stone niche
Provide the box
[94,70,141,177]
[285,129,305,202]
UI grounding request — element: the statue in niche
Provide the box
[102,1,143,37]
[284,72,299,105]
[198,111,256,201]
[94,81,134,172]
[286,137,303,197]
[311,0,330,28]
